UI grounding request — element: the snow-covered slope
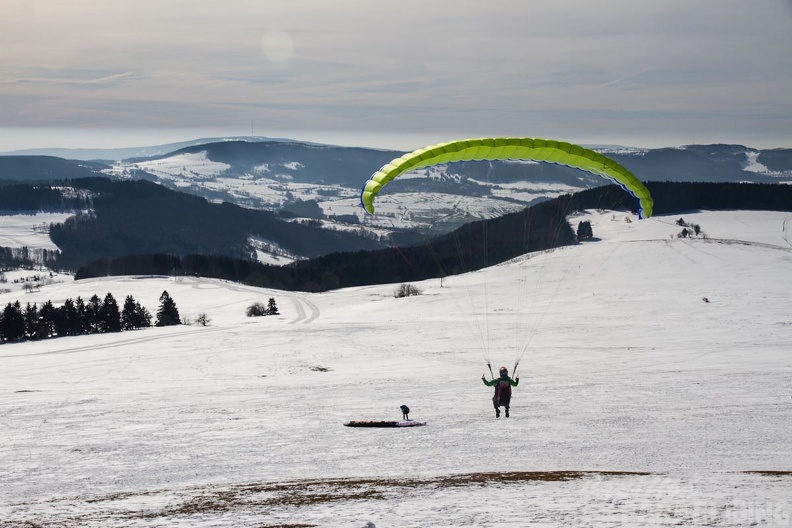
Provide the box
[1,210,791,526]
[108,153,580,232]
[0,212,73,251]
[101,140,792,237]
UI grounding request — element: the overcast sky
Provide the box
[2,0,791,151]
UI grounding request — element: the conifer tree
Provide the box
[38,300,56,339]
[155,290,181,327]
[121,295,137,330]
[101,292,122,332]
[75,297,89,335]
[122,295,152,330]
[85,294,103,333]
[136,301,153,329]
[24,302,39,339]
[53,300,73,337]
[52,302,68,337]
[267,297,279,315]
[1,302,26,342]
[63,298,81,336]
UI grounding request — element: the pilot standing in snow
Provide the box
[482,366,519,418]
[400,405,410,420]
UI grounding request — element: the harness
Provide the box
[494,378,512,403]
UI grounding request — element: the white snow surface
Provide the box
[0,212,74,251]
[1,210,792,527]
[112,151,231,182]
[742,151,792,182]
[742,151,769,173]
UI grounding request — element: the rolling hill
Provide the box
[1,209,790,526]
[5,138,791,236]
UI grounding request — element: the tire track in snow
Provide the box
[703,237,792,251]
[662,237,791,268]
[185,277,321,322]
[288,297,320,324]
[290,297,306,323]
[661,239,697,264]
[677,238,727,263]
[0,326,225,359]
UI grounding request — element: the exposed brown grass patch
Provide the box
[138,470,651,518]
[433,470,650,486]
[14,470,653,526]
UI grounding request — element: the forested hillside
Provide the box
[2,177,382,270]
[75,182,792,292]
[0,183,90,211]
[0,156,106,182]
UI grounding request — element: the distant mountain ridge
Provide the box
[117,141,792,235]
[111,139,792,234]
[0,136,300,162]
[132,140,792,187]
[607,144,792,184]
[2,137,791,240]
[0,155,103,181]
[126,139,400,188]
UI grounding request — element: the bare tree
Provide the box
[394,283,422,298]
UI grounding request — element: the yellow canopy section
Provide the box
[360,137,654,218]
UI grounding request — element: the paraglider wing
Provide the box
[360,137,654,219]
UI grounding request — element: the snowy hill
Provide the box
[109,140,792,234]
[0,136,289,162]
[4,138,792,237]
[2,209,791,526]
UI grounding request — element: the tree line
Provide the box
[1,246,61,272]
[568,180,792,217]
[0,290,180,343]
[0,182,91,211]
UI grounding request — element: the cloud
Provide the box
[1,1,791,149]
[5,71,139,86]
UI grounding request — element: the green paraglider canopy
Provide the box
[360,137,654,218]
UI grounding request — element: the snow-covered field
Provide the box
[1,210,791,527]
[0,213,74,251]
[115,151,232,184]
